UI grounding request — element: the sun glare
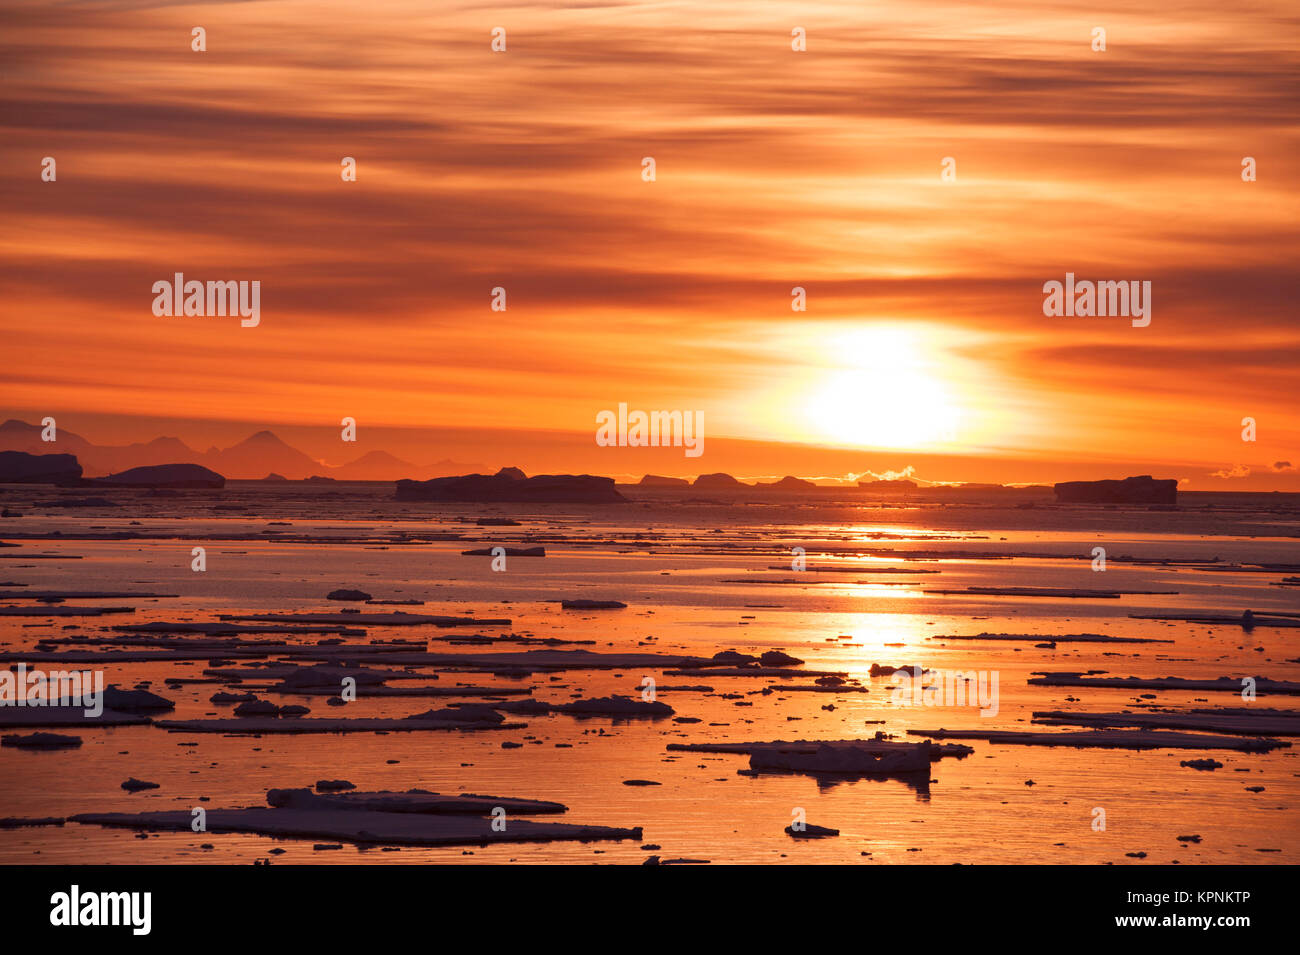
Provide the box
[803,327,962,450]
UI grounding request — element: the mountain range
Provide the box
[0,420,477,481]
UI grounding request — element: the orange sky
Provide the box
[1,0,1297,487]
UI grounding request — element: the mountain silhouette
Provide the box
[204,430,324,479]
[0,420,474,480]
[0,419,202,473]
[328,450,419,481]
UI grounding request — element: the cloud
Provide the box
[1210,464,1251,479]
[850,466,918,483]
[0,0,1296,486]
[1273,461,1295,472]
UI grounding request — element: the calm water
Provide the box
[2,484,1297,863]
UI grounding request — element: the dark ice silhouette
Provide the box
[1053,474,1177,505]
[396,467,625,503]
[0,451,82,484]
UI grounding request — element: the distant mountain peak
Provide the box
[243,429,285,444]
[0,418,48,437]
[344,450,411,465]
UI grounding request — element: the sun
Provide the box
[803,326,961,450]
